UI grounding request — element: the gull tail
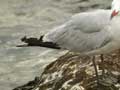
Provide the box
[19,35,61,49]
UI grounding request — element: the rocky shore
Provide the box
[13,51,120,90]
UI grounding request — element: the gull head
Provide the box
[111,0,120,18]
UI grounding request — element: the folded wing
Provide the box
[43,10,112,53]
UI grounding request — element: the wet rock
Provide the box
[13,51,120,90]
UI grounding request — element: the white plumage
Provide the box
[43,9,119,55]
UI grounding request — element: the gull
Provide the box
[21,0,120,86]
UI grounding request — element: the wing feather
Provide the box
[43,10,112,53]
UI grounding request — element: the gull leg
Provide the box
[92,56,100,85]
[100,54,105,76]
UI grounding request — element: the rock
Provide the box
[13,51,120,90]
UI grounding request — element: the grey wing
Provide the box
[43,10,112,53]
[57,28,111,53]
[43,26,112,53]
[69,9,111,33]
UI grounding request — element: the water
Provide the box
[0,0,111,90]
